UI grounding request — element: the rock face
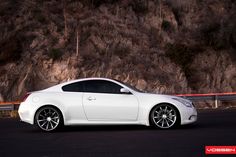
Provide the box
[191,50,236,93]
[0,0,235,101]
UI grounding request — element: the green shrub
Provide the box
[170,7,183,26]
[48,48,63,60]
[200,22,221,48]
[35,13,46,23]
[51,37,59,46]
[33,9,47,24]
[114,44,130,59]
[80,30,91,46]
[161,20,172,32]
[0,35,22,63]
[80,0,119,8]
[165,43,202,79]
[198,17,236,50]
[131,0,149,15]
[149,27,159,48]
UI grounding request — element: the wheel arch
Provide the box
[33,104,65,125]
[148,102,181,126]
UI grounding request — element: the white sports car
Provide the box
[18,78,197,131]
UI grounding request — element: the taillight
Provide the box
[22,93,31,102]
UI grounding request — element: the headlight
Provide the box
[172,97,193,108]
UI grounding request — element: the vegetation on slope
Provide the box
[0,0,235,101]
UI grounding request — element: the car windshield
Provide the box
[115,79,144,93]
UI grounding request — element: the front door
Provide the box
[82,80,139,121]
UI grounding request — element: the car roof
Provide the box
[62,77,116,85]
[43,77,123,92]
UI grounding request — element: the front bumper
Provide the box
[181,107,198,125]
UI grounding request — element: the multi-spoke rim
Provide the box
[36,107,60,131]
[152,105,177,129]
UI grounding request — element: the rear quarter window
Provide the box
[62,82,84,92]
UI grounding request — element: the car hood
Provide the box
[136,92,191,103]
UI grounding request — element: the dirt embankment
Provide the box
[0,0,235,103]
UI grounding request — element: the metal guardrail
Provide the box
[0,105,15,110]
[0,92,236,110]
[176,92,236,108]
[0,102,20,111]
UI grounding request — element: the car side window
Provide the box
[83,80,123,94]
[62,81,84,92]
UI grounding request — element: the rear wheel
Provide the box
[35,106,62,132]
[150,104,179,129]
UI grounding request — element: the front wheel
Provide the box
[35,106,62,132]
[150,104,179,129]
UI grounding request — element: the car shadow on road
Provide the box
[27,124,200,133]
[56,125,150,132]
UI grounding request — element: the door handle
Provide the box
[87,97,96,101]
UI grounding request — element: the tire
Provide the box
[35,106,62,132]
[150,104,179,129]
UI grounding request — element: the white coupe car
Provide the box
[18,78,197,131]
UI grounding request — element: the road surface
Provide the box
[0,109,236,157]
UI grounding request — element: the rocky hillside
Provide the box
[0,0,236,102]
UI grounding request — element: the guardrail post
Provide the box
[214,95,218,108]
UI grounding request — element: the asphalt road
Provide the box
[0,109,236,157]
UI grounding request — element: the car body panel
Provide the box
[18,78,197,128]
[83,92,139,121]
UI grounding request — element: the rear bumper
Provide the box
[18,102,34,125]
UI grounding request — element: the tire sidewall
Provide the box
[150,104,179,129]
[35,106,62,132]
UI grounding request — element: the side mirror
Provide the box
[120,88,131,94]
